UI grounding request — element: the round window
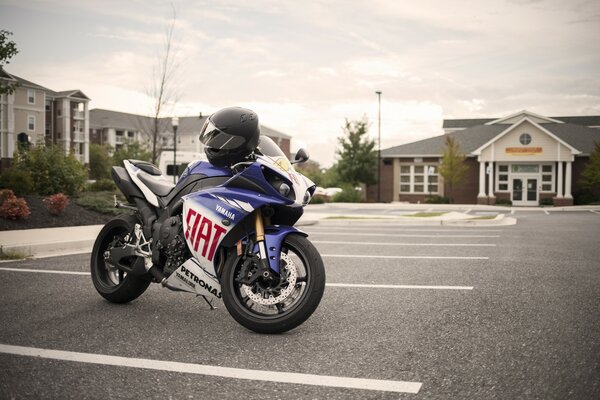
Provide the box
[519,133,532,145]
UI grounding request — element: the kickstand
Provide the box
[198,295,217,310]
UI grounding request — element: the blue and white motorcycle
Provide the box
[91,132,325,334]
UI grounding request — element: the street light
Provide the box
[172,116,179,183]
[375,91,382,203]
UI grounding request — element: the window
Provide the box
[541,164,554,192]
[28,115,36,131]
[497,164,509,191]
[511,164,539,173]
[27,89,35,104]
[519,133,532,145]
[399,164,439,194]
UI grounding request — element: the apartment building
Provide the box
[89,108,292,158]
[0,69,90,171]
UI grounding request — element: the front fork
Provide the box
[254,208,275,280]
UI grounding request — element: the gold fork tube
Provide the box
[255,208,265,242]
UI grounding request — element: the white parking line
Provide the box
[328,283,473,290]
[590,210,600,215]
[309,232,500,238]
[313,240,495,247]
[0,344,422,394]
[0,267,476,290]
[464,209,472,214]
[0,267,89,275]
[543,209,549,215]
[323,254,488,260]
[306,227,503,233]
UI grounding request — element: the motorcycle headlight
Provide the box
[278,182,291,197]
[303,190,312,205]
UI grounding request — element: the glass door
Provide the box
[527,179,538,202]
[512,179,523,203]
[512,176,539,206]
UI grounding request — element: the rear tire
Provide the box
[91,214,151,304]
[221,234,325,334]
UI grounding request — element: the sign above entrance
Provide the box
[505,147,543,155]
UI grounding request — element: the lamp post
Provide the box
[375,91,382,203]
[172,116,179,183]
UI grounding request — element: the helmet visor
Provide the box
[199,120,246,150]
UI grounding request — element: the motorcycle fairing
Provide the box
[182,186,305,275]
[179,160,232,182]
[164,258,222,299]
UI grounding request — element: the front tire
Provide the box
[91,214,151,304]
[221,234,325,334]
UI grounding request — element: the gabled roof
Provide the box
[543,123,600,155]
[53,90,90,100]
[485,110,563,125]
[382,125,507,157]
[473,117,579,155]
[444,113,600,129]
[383,118,600,157]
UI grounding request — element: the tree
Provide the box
[0,30,19,95]
[335,118,377,186]
[581,141,600,189]
[89,144,113,180]
[112,142,152,168]
[438,135,468,203]
[144,4,180,164]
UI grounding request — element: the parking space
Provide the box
[0,212,599,398]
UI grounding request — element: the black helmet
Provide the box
[199,107,260,167]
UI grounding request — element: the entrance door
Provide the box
[512,177,538,206]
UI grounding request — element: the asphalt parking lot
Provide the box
[0,210,599,399]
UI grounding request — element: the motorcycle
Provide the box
[90,135,325,334]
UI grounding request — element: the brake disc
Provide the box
[242,252,298,306]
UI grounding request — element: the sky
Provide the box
[1,0,599,167]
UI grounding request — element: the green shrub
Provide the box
[539,198,553,206]
[574,190,598,205]
[425,195,450,204]
[14,145,88,195]
[495,198,512,206]
[332,185,362,203]
[310,194,326,204]
[75,191,124,215]
[88,179,116,192]
[0,197,30,220]
[0,168,34,196]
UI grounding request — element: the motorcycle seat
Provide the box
[129,159,162,176]
[137,172,175,197]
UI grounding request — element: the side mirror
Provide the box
[292,148,310,164]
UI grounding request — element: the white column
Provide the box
[84,102,90,164]
[487,162,494,198]
[565,161,572,199]
[478,160,486,197]
[556,162,564,198]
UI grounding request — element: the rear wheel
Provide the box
[91,214,151,303]
[221,234,325,334]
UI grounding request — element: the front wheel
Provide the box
[221,234,326,334]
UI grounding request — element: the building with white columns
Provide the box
[370,111,600,206]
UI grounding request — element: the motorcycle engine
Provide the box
[155,216,189,277]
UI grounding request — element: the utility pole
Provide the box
[375,91,382,203]
[172,117,179,183]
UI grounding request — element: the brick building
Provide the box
[368,111,600,206]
